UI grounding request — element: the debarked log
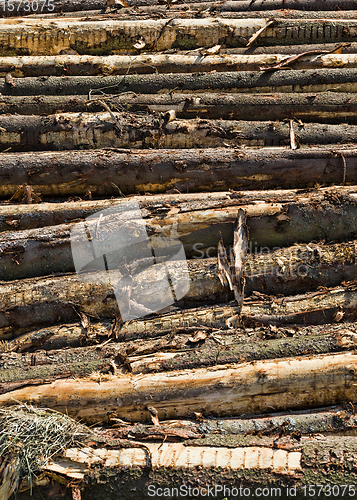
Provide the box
[0,278,356,339]
[1,53,357,77]
[1,189,357,280]
[1,351,357,423]
[0,18,355,56]
[3,92,357,124]
[3,113,357,151]
[2,69,357,96]
[0,147,356,197]
[2,329,357,393]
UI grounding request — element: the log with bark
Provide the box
[3,113,357,151]
[1,188,357,280]
[12,433,357,500]
[1,52,356,77]
[0,147,356,197]
[1,350,357,423]
[0,18,356,56]
[1,275,356,338]
[2,326,357,390]
[2,92,357,124]
[2,68,357,95]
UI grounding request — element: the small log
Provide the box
[0,147,356,197]
[2,92,357,124]
[1,69,357,95]
[1,351,357,423]
[2,113,357,151]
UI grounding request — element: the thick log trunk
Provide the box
[1,351,357,423]
[2,92,357,124]
[2,113,357,151]
[1,186,356,231]
[1,69,357,96]
[13,434,357,500]
[1,276,356,338]
[1,53,356,77]
[1,189,357,280]
[0,147,356,197]
[0,18,355,56]
[2,328,357,393]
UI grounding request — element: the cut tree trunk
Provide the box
[1,69,357,95]
[1,53,356,77]
[0,277,356,338]
[1,351,357,423]
[2,329,357,393]
[1,186,356,230]
[14,435,357,500]
[2,114,357,151]
[0,147,356,197]
[2,92,357,124]
[1,189,357,280]
[0,18,355,56]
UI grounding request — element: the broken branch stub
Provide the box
[218,209,248,312]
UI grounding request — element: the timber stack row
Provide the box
[0,1,357,499]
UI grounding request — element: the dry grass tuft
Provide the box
[0,403,91,493]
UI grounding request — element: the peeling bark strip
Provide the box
[0,18,356,56]
[1,351,357,423]
[4,52,357,77]
[1,189,357,280]
[4,93,357,124]
[2,69,357,96]
[0,274,356,338]
[4,113,357,151]
[1,148,357,197]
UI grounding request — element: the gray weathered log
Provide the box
[2,113,357,151]
[2,93,357,124]
[1,69,357,96]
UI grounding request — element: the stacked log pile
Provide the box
[0,1,357,499]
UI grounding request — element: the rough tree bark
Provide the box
[2,113,357,151]
[0,18,355,56]
[1,351,357,423]
[0,147,356,197]
[1,92,357,124]
[0,53,356,77]
[1,189,357,280]
[0,277,356,338]
[1,69,357,96]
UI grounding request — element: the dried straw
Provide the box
[0,403,91,491]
